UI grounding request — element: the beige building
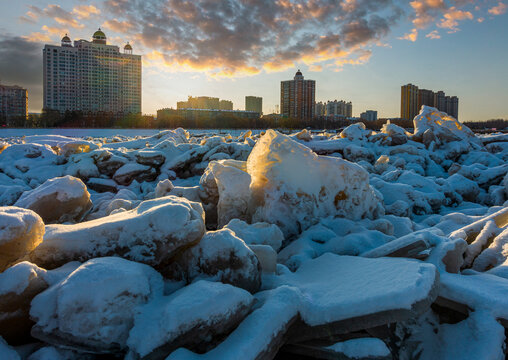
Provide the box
[325,100,352,118]
[219,100,233,110]
[43,29,141,114]
[281,70,315,120]
[401,84,459,120]
[0,83,28,124]
[401,83,419,121]
[245,96,262,115]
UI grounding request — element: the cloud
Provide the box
[488,2,507,15]
[19,10,39,24]
[399,28,418,41]
[0,35,43,111]
[32,4,84,29]
[438,7,473,31]
[72,5,101,19]
[102,19,134,33]
[99,0,405,76]
[23,32,51,42]
[425,30,441,39]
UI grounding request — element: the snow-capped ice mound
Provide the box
[127,280,253,359]
[0,207,44,272]
[163,228,261,293]
[340,122,370,141]
[224,219,284,252]
[247,130,382,237]
[413,106,480,146]
[380,121,408,145]
[29,196,205,270]
[30,257,164,353]
[14,176,92,224]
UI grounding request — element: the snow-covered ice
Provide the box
[0,109,507,359]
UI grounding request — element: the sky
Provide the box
[0,0,506,121]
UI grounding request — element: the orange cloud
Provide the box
[488,2,507,15]
[72,5,101,19]
[425,30,441,39]
[438,7,473,31]
[103,19,134,33]
[23,32,51,42]
[399,28,418,42]
[42,25,69,36]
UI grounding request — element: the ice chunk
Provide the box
[162,229,261,293]
[127,280,253,359]
[167,286,301,360]
[247,130,382,237]
[0,207,44,272]
[413,106,480,146]
[30,257,164,353]
[224,219,284,252]
[0,336,20,360]
[30,196,205,270]
[14,176,92,223]
[274,253,438,327]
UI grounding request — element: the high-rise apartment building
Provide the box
[360,110,377,121]
[0,83,28,123]
[315,101,326,116]
[281,70,315,120]
[43,30,141,114]
[245,96,262,115]
[219,100,233,110]
[326,100,352,118]
[401,84,459,120]
[401,84,419,121]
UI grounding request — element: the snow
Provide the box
[30,257,164,351]
[224,219,284,252]
[273,253,437,326]
[247,130,382,237]
[326,338,390,358]
[30,196,205,269]
[0,261,46,295]
[0,124,506,358]
[167,286,301,360]
[14,175,91,223]
[0,336,20,360]
[127,280,253,358]
[409,310,505,360]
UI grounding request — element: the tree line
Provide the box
[2,110,507,131]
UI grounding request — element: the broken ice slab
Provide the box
[281,337,391,360]
[360,229,444,259]
[275,254,439,343]
[437,271,508,327]
[450,206,508,244]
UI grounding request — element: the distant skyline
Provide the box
[0,0,507,121]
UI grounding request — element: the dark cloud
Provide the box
[101,0,405,73]
[0,35,43,111]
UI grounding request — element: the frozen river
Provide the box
[0,128,267,138]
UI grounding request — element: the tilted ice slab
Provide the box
[274,253,438,328]
[30,196,205,269]
[247,130,382,237]
[127,280,253,359]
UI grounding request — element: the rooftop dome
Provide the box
[124,42,132,50]
[92,28,107,44]
[295,69,303,76]
[93,28,106,39]
[61,34,71,42]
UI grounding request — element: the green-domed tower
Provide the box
[92,28,107,44]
